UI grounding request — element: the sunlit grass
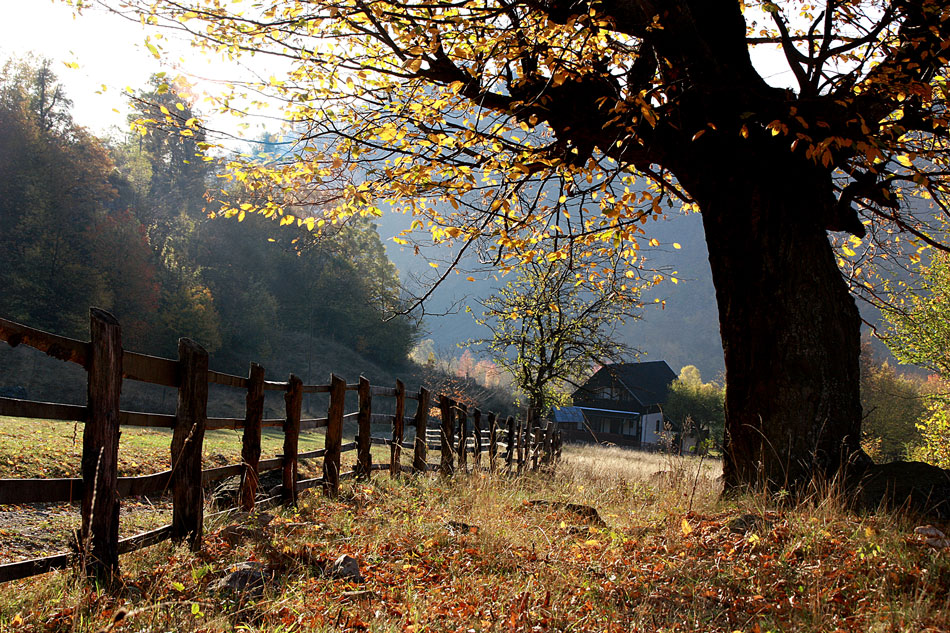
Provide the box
[0,442,947,632]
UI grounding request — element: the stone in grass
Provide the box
[527,500,608,528]
[914,525,950,549]
[328,555,365,583]
[727,513,772,534]
[446,520,479,536]
[208,562,272,599]
[218,512,275,546]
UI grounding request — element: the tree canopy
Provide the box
[469,246,639,417]
[88,0,950,492]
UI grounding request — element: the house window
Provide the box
[655,419,661,433]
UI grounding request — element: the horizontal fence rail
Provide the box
[0,308,561,585]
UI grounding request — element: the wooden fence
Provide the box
[0,309,562,583]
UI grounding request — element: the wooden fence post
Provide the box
[391,379,405,478]
[323,374,345,497]
[488,412,498,472]
[555,429,563,462]
[515,420,524,474]
[239,362,265,511]
[505,416,515,470]
[532,421,543,472]
[456,402,468,473]
[356,376,372,479]
[439,395,455,475]
[171,338,208,550]
[282,375,303,505]
[413,387,430,473]
[81,308,122,579]
[542,421,554,467]
[472,408,482,470]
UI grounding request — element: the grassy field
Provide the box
[0,416,335,479]
[0,439,948,632]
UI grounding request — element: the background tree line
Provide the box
[0,59,417,381]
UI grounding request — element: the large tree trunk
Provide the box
[691,155,865,493]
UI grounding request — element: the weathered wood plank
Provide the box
[298,448,327,460]
[258,457,283,472]
[0,315,88,366]
[119,411,175,428]
[117,525,173,555]
[340,441,357,452]
[299,417,329,431]
[201,464,244,486]
[0,470,174,505]
[207,370,248,389]
[0,478,82,504]
[81,308,122,580]
[369,385,398,397]
[263,380,289,391]
[123,351,178,387]
[0,397,86,422]
[282,375,303,506]
[295,476,325,492]
[171,338,208,551]
[0,551,73,584]
[204,418,245,430]
[323,374,345,498]
[302,384,331,394]
[118,471,171,497]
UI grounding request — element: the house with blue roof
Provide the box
[552,361,682,449]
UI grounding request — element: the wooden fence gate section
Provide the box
[0,309,561,583]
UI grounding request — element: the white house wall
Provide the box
[640,412,666,445]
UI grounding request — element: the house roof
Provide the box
[551,406,586,424]
[576,361,677,407]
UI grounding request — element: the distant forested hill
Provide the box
[378,208,727,380]
[0,60,417,393]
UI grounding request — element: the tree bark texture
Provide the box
[691,154,864,493]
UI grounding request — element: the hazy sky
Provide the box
[0,0,270,141]
[0,1,794,140]
[0,1,168,134]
